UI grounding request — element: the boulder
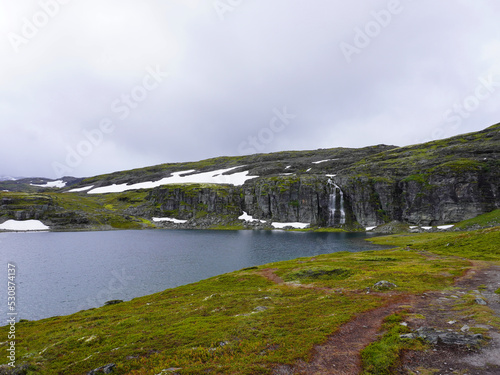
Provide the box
[401,327,483,346]
[373,281,397,290]
[87,363,116,374]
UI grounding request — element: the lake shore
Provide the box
[1,226,499,374]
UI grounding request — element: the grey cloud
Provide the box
[0,0,499,178]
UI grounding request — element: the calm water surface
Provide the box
[0,229,387,320]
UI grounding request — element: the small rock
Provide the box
[475,298,487,305]
[104,300,123,306]
[461,325,470,332]
[87,363,116,374]
[254,306,268,312]
[373,280,397,290]
[400,322,408,327]
[157,368,183,375]
[447,320,456,325]
[400,333,416,339]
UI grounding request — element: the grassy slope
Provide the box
[369,226,500,262]
[6,227,500,374]
[343,123,500,179]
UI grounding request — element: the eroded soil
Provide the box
[267,263,500,375]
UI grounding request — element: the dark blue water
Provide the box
[0,229,386,321]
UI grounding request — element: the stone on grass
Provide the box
[400,327,483,346]
[373,281,397,290]
[87,363,116,374]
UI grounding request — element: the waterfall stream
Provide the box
[328,179,346,226]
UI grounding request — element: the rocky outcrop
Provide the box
[147,185,243,220]
[400,327,483,346]
[242,176,332,226]
[337,162,499,227]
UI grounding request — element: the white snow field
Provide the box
[0,219,50,231]
[67,185,94,192]
[437,225,455,230]
[31,180,67,188]
[87,167,258,194]
[238,211,266,223]
[271,222,310,229]
[152,217,188,224]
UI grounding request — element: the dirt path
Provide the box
[273,296,411,375]
[259,268,285,284]
[263,263,500,375]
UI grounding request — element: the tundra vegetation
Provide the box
[1,212,499,374]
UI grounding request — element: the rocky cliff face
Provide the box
[336,169,499,227]
[334,126,500,227]
[148,185,241,218]
[147,125,500,228]
[1,124,499,231]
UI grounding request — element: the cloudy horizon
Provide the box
[1,0,499,179]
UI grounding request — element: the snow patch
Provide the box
[271,222,310,229]
[306,168,312,172]
[238,211,266,223]
[365,226,377,231]
[325,174,336,178]
[437,225,454,230]
[285,166,291,169]
[312,159,338,165]
[312,159,331,164]
[31,180,66,188]
[67,185,94,193]
[87,167,258,194]
[409,226,418,229]
[421,226,432,230]
[152,217,188,224]
[0,176,17,181]
[0,219,50,231]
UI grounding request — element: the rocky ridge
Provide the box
[0,124,499,231]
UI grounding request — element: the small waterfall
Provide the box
[328,179,346,226]
[339,188,346,225]
[329,186,336,225]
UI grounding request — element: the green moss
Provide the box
[361,312,425,374]
[430,158,483,174]
[453,209,500,230]
[402,174,428,184]
[284,267,354,281]
[195,210,208,219]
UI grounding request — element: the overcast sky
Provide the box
[1,0,499,178]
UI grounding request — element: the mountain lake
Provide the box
[0,229,388,321]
